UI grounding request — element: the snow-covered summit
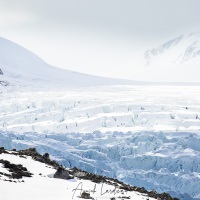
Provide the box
[144,32,200,66]
[0,37,136,89]
[132,31,200,83]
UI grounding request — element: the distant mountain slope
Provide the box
[140,32,200,82]
[0,37,136,88]
[144,32,200,66]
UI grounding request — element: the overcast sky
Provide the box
[1,0,200,80]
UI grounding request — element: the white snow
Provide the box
[0,37,139,89]
[0,152,155,200]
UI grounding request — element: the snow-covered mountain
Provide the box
[0,37,136,89]
[0,147,175,200]
[134,32,200,83]
[144,32,200,66]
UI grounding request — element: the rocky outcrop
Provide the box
[53,167,71,180]
[81,191,93,199]
[0,69,9,86]
[16,148,72,180]
[69,167,179,200]
[0,147,7,154]
[1,147,179,200]
[17,148,59,168]
[0,159,32,179]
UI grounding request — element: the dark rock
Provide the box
[0,159,32,179]
[43,153,50,160]
[0,147,7,154]
[118,197,130,199]
[19,155,26,158]
[18,148,59,168]
[81,191,91,199]
[0,81,9,86]
[53,167,70,180]
[0,69,3,75]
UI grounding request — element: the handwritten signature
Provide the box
[72,182,126,199]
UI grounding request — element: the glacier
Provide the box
[1,85,200,200]
[1,130,200,200]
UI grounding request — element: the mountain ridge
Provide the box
[128,31,200,83]
[0,37,139,89]
[144,32,200,66]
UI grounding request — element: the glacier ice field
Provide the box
[1,85,200,200]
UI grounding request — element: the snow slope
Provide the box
[0,149,159,200]
[132,31,200,83]
[1,85,200,199]
[144,32,200,67]
[0,37,137,88]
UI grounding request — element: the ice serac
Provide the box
[0,37,136,88]
[1,129,200,200]
[1,81,200,199]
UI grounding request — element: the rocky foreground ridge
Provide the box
[0,147,178,200]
